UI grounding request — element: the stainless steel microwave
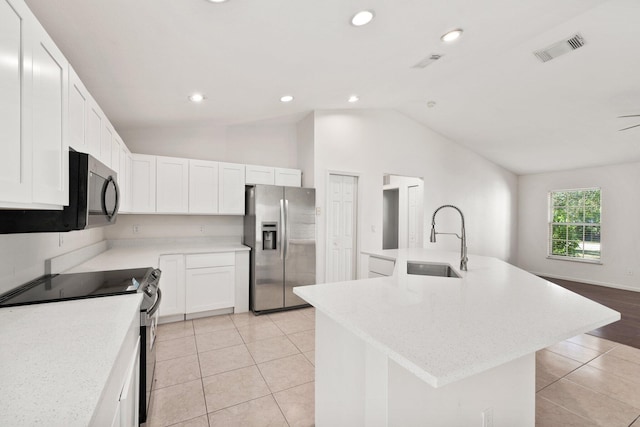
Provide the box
[0,151,119,234]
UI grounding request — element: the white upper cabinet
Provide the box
[188,159,218,214]
[275,168,302,187]
[86,99,102,159]
[0,0,69,208]
[0,0,31,205]
[131,154,156,213]
[111,136,121,176]
[219,162,245,214]
[68,66,88,154]
[156,156,189,213]
[245,165,275,185]
[31,21,69,206]
[119,145,131,213]
[100,121,113,168]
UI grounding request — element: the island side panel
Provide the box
[388,353,535,427]
[316,311,389,426]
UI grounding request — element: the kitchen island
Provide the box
[294,249,620,426]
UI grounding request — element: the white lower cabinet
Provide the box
[185,253,235,315]
[368,255,395,277]
[158,254,185,318]
[159,251,248,322]
[186,265,235,314]
[94,308,140,427]
[117,337,140,427]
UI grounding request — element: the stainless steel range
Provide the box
[0,267,162,424]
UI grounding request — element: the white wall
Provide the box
[296,112,315,188]
[121,119,299,169]
[0,228,104,294]
[518,162,640,291]
[313,110,518,282]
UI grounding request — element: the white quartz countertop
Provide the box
[0,294,142,426]
[294,248,620,388]
[64,239,250,273]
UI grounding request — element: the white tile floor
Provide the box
[144,308,315,427]
[145,308,640,427]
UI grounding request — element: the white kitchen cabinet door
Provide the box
[185,266,235,314]
[274,168,302,187]
[68,66,88,154]
[0,0,31,205]
[189,159,219,214]
[31,23,69,206]
[118,146,130,212]
[131,154,156,213]
[245,165,275,185]
[159,255,186,317]
[218,162,245,214]
[111,136,121,177]
[118,337,140,427]
[86,99,102,158]
[156,156,189,213]
[100,122,113,168]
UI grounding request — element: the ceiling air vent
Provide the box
[412,54,444,69]
[533,33,585,63]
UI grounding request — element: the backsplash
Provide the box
[0,228,104,295]
[105,214,244,241]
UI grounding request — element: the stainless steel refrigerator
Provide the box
[244,185,316,313]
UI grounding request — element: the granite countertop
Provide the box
[63,239,250,273]
[294,248,620,388]
[0,294,142,426]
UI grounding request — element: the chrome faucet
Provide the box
[429,205,468,271]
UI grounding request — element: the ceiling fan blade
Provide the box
[618,123,640,131]
[618,114,640,118]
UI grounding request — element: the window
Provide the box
[549,188,601,261]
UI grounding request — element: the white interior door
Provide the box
[408,185,420,248]
[327,174,357,282]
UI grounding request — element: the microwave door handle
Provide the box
[101,176,120,221]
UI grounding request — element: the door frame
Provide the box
[325,170,361,282]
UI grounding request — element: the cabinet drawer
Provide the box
[368,256,395,276]
[185,252,235,269]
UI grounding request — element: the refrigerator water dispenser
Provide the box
[262,223,277,250]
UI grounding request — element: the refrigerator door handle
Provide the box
[284,199,290,260]
[280,199,285,260]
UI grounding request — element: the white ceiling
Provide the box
[24,0,640,175]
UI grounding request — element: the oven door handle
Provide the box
[147,289,162,317]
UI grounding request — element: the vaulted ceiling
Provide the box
[25,0,640,174]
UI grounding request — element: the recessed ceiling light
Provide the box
[206,0,228,3]
[188,93,205,103]
[351,10,375,27]
[348,95,359,103]
[441,29,463,43]
[280,95,294,103]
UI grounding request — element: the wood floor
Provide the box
[543,277,640,349]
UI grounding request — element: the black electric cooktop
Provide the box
[0,267,153,308]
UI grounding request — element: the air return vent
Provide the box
[533,33,585,63]
[412,54,444,69]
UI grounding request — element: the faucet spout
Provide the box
[430,205,468,271]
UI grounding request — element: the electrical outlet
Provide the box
[58,233,64,247]
[316,207,321,216]
[482,408,493,427]
[133,225,139,234]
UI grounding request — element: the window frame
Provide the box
[547,187,602,264]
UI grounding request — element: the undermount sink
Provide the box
[406,261,461,278]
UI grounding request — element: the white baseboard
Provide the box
[529,271,640,293]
